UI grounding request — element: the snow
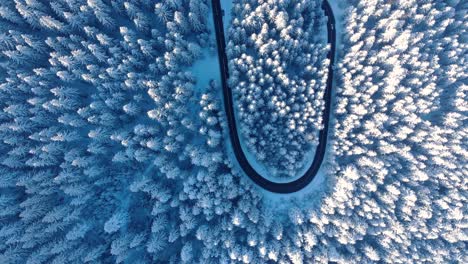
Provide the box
[220,0,233,36]
[233,100,319,183]
[220,0,330,183]
[218,0,273,180]
[189,5,222,93]
[328,0,346,58]
[219,0,284,181]
[264,0,349,202]
[222,0,344,200]
[3,0,465,262]
[262,163,329,207]
[189,49,221,92]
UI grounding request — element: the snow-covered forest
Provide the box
[0,0,466,263]
[227,0,330,177]
[328,0,466,261]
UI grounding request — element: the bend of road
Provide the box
[211,0,336,193]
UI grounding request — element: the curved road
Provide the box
[211,0,336,193]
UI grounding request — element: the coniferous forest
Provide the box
[0,0,466,263]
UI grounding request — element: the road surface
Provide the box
[211,0,336,193]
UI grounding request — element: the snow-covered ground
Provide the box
[220,0,233,35]
[189,5,222,93]
[328,0,346,58]
[189,49,221,92]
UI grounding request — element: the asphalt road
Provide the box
[211,0,336,193]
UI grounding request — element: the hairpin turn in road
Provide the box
[211,0,336,193]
